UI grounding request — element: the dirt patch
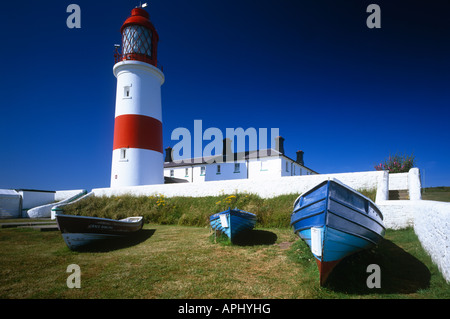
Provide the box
[276,241,293,250]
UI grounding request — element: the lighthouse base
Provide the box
[110,148,163,187]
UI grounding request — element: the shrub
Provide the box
[61,192,299,228]
[374,153,415,173]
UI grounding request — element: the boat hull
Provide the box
[210,208,257,241]
[290,179,385,285]
[56,214,143,250]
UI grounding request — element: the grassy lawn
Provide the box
[0,223,448,299]
[1,187,448,300]
[422,187,450,202]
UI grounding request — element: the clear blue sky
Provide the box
[0,0,449,191]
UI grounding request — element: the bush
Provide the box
[374,153,415,173]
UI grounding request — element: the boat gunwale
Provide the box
[291,181,385,229]
[210,208,257,222]
[292,179,384,220]
[292,205,385,245]
[325,215,384,245]
[327,197,386,231]
[290,209,326,228]
[55,213,143,224]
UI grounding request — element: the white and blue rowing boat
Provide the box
[210,208,257,242]
[290,179,385,285]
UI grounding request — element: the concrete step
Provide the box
[0,220,57,229]
[389,189,409,200]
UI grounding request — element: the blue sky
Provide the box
[0,0,449,191]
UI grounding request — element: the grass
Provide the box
[0,224,449,299]
[422,187,450,202]
[1,187,448,299]
[62,189,376,229]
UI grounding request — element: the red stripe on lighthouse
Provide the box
[113,114,163,153]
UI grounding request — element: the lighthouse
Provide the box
[110,6,165,187]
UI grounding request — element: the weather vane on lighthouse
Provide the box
[110,5,165,188]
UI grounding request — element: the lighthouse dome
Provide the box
[118,8,159,67]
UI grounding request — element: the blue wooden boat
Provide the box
[210,208,257,242]
[290,179,385,285]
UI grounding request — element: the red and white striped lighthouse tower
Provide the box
[110,6,165,187]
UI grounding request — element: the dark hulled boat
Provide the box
[56,214,143,250]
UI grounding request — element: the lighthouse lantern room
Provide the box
[110,7,165,187]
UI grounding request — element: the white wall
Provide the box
[248,157,281,180]
[164,165,208,183]
[0,190,21,219]
[26,189,87,219]
[414,200,450,283]
[18,190,55,213]
[164,156,316,183]
[389,172,409,190]
[93,170,384,199]
[55,189,87,201]
[205,162,247,182]
[165,166,191,181]
[378,199,450,283]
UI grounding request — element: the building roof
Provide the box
[164,148,318,174]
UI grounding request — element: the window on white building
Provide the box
[200,166,205,176]
[286,161,289,172]
[217,165,221,174]
[170,170,174,177]
[234,163,240,173]
[185,168,189,177]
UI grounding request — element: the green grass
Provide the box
[1,187,448,299]
[422,187,450,202]
[0,224,448,299]
[62,189,376,229]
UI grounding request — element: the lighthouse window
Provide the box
[124,86,131,98]
[123,25,153,57]
[120,148,127,160]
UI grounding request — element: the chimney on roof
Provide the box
[275,136,285,155]
[296,150,304,166]
[165,146,173,162]
[222,138,233,163]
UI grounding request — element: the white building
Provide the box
[163,137,317,183]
